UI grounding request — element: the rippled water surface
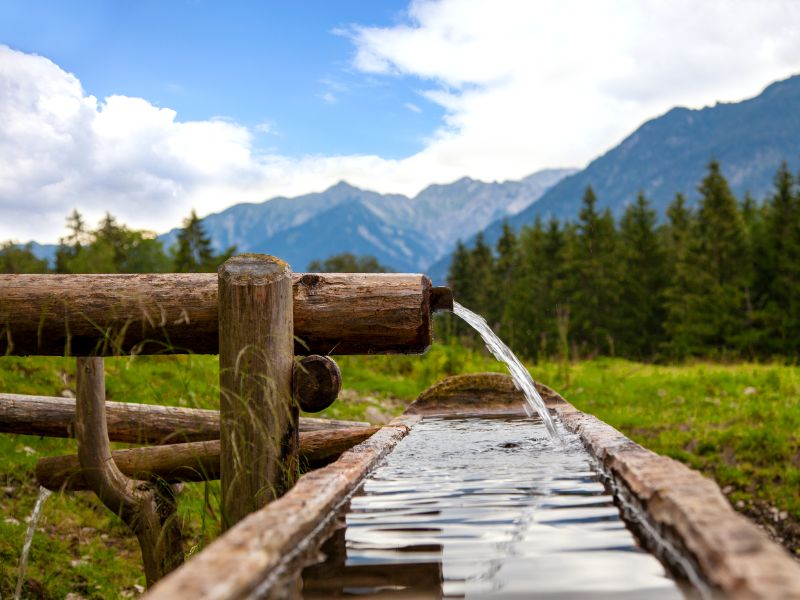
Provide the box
[302,417,683,599]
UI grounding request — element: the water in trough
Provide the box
[301,416,683,598]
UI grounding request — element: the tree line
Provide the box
[0,209,234,274]
[446,160,800,361]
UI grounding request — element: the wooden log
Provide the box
[218,255,295,530]
[293,355,341,413]
[0,272,434,356]
[36,426,381,491]
[0,395,365,444]
[74,357,183,587]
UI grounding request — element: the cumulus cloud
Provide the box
[2,1,800,241]
[347,0,800,181]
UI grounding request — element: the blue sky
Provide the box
[0,0,442,158]
[2,0,800,242]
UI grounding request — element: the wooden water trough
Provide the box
[0,255,453,588]
[144,374,800,600]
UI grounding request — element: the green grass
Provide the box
[1,348,799,596]
[531,358,800,522]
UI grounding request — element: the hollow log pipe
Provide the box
[0,393,370,445]
[0,270,453,356]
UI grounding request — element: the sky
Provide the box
[2,0,800,243]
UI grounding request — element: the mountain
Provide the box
[425,74,800,283]
[493,74,800,239]
[159,168,575,272]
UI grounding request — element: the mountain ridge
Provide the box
[424,74,800,282]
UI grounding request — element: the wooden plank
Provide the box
[0,393,369,443]
[0,272,433,356]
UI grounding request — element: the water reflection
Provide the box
[301,418,684,599]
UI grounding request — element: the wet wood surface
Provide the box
[0,393,369,444]
[0,271,432,356]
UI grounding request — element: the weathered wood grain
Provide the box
[75,357,183,587]
[0,272,433,356]
[218,255,295,530]
[293,355,341,413]
[36,426,381,491]
[0,395,364,444]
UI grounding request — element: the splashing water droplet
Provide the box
[452,302,561,441]
[14,486,52,600]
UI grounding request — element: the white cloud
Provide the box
[322,91,336,104]
[2,2,800,242]
[404,102,422,113]
[346,0,800,182]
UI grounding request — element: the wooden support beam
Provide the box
[0,394,362,445]
[36,426,380,491]
[0,272,435,356]
[74,357,183,587]
[218,255,295,531]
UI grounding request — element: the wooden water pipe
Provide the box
[0,269,454,356]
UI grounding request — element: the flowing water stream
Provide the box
[452,302,560,441]
[14,486,52,600]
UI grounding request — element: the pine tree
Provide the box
[55,210,89,273]
[616,193,667,358]
[446,241,472,339]
[467,232,494,317]
[564,187,620,356]
[759,163,800,355]
[503,218,566,360]
[491,221,517,329]
[447,241,471,305]
[172,210,235,272]
[670,161,750,356]
[662,194,693,357]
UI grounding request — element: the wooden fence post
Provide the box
[218,254,296,531]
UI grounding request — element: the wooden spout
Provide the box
[430,286,453,312]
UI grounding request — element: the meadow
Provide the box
[1,345,798,597]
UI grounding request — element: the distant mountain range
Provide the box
[158,168,574,273]
[25,74,800,283]
[473,74,800,256]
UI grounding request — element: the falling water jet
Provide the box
[14,486,52,600]
[451,302,561,441]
